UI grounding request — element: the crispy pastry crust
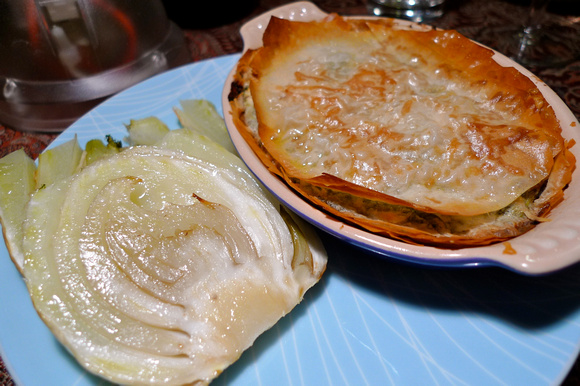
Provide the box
[228,15,575,248]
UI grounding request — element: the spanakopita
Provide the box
[228,15,575,247]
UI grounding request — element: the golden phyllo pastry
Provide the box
[228,15,575,248]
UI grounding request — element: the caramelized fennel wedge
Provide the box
[15,121,326,384]
[0,149,36,271]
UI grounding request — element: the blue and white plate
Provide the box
[1,54,580,385]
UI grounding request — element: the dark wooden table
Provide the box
[1,0,579,384]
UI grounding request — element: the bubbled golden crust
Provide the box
[228,15,575,248]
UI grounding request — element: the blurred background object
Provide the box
[0,0,189,132]
[366,0,447,22]
[473,0,580,68]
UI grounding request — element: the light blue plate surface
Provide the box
[2,55,580,385]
